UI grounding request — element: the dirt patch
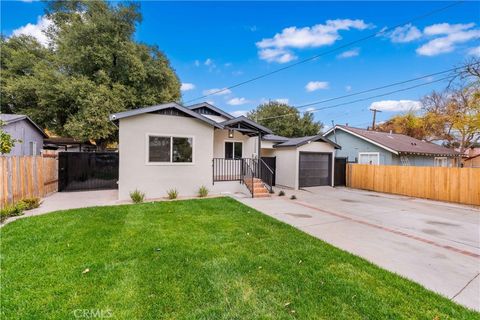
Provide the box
[426,220,460,227]
[422,229,445,236]
[341,199,360,203]
[283,213,312,218]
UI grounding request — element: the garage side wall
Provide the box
[273,147,298,189]
[118,114,214,200]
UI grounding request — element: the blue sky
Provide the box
[1,1,479,129]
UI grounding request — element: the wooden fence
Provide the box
[347,164,480,206]
[0,155,58,208]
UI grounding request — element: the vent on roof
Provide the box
[411,142,417,146]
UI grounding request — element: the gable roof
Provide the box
[109,102,223,129]
[220,116,273,135]
[0,114,48,138]
[274,134,341,149]
[324,125,458,156]
[187,102,234,120]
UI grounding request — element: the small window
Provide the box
[358,152,379,165]
[149,136,170,162]
[29,141,37,156]
[225,141,242,159]
[172,137,193,163]
[434,157,448,167]
[147,135,193,164]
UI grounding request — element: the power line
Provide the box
[185,1,464,103]
[257,75,454,121]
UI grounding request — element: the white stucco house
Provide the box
[110,102,340,200]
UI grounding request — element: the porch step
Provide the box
[243,178,271,198]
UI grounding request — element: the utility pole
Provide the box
[370,108,382,130]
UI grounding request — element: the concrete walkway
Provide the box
[1,190,120,225]
[238,187,480,311]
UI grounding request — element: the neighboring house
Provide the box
[110,102,339,200]
[463,154,480,168]
[324,125,458,167]
[44,137,98,152]
[0,114,47,156]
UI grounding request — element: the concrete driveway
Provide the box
[239,187,480,311]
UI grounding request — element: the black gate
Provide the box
[334,157,347,186]
[261,156,276,186]
[59,152,119,191]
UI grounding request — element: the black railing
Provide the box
[212,158,243,182]
[213,157,275,197]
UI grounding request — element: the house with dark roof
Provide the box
[0,114,48,156]
[110,102,339,200]
[323,125,459,167]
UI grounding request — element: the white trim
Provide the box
[324,126,399,155]
[358,152,380,165]
[434,156,449,167]
[145,133,195,166]
[223,140,243,159]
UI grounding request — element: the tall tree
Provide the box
[1,0,180,146]
[247,102,323,137]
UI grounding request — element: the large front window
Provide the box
[225,141,242,159]
[148,135,193,163]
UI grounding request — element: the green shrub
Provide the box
[17,197,40,210]
[198,186,209,198]
[167,188,178,200]
[278,190,285,196]
[130,189,145,203]
[0,202,25,222]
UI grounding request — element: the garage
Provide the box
[299,152,332,187]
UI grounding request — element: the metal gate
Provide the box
[298,152,332,188]
[334,157,347,186]
[261,156,276,186]
[58,152,119,191]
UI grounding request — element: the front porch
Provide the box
[212,117,274,197]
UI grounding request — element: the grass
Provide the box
[0,197,477,319]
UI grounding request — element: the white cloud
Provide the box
[227,97,249,106]
[417,23,480,56]
[305,81,329,92]
[468,46,480,57]
[345,85,352,92]
[256,19,372,63]
[204,58,213,66]
[305,107,316,112]
[11,15,52,46]
[274,98,289,104]
[180,83,195,92]
[388,24,422,43]
[337,48,360,58]
[258,48,297,63]
[231,110,249,117]
[370,100,421,112]
[202,88,232,96]
[194,60,200,67]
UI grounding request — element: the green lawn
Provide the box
[1,197,477,319]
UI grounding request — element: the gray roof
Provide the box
[109,102,223,129]
[0,113,48,137]
[188,102,234,120]
[274,134,341,149]
[220,116,273,134]
[262,134,289,142]
[329,125,458,156]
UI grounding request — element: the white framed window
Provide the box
[224,141,243,159]
[146,134,194,165]
[358,152,380,165]
[434,157,448,167]
[29,141,37,156]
